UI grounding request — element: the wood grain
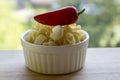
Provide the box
[0,48,120,80]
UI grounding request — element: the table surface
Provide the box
[0,48,120,80]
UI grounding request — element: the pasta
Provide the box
[50,25,64,41]
[25,23,85,46]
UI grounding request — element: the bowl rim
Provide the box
[21,30,89,48]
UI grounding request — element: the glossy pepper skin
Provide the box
[34,6,78,26]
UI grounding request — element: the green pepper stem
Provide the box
[77,9,85,16]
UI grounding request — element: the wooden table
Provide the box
[0,48,120,80]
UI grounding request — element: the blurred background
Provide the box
[0,0,120,49]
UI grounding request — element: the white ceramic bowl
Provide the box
[21,30,89,74]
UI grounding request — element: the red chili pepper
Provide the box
[34,6,85,26]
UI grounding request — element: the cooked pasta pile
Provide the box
[25,23,85,46]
